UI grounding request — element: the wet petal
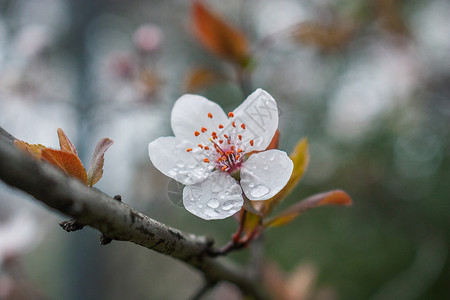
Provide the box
[148,136,213,185]
[171,94,228,142]
[232,89,278,152]
[240,149,293,201]
[183,171,243,220]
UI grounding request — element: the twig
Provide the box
[0,127,270,300]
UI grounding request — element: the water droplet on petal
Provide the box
[222,200,238,211]
[248,182,255,188]
[207,198,220,208]
[204,208,219,218]
[251,185,270,198]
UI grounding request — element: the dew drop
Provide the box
[248,182,255,188]
[204,208,218,218]
[263,165,269,170]
[251,185,270,198]
[221,200,236,211]
[176,161,185,168]
[207,198,220,208]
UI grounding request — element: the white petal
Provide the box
[183,172,243,220]
[232,89,278,152]
[148,137,213,185]
[171,94,228,141]
[240,149,293,201]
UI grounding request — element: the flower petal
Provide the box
[232,89,278,152]
[148,136,213,185]
[240,149,293,201]
[171,94,228,141]
[183,171,243,220]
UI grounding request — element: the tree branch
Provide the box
[0,128,269,300]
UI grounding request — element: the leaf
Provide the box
[191,0,250,66]
[261,138,309,216]
[242,211,262,237]
[293,21,355,51]
[184,67,226,93]
[41,149,88,185]
[14,140,47,159]
[87,138,114,187]
[266,129,280,150]
[264,190,353,227]
[57,128,78,155]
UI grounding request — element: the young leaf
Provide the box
[184,67,226,93]
[264,190,353,227]
[242,211,262,237]
[191,0,250,67]
[293,21,355,51]
[41,149,88,185]
[57,128,78,155]
[261,138,309,216]
[87,138,114,187]
[14,140,47,159]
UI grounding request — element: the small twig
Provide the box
[59,219,84,232]
[100,195,122,245]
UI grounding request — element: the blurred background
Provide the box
[0,0,449,299]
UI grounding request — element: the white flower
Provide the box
[149,89,293,220]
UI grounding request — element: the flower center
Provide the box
[186,112,254,173]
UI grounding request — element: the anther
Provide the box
[201,127,207,133]
[204,146,210,150]
[237,148,243,153]
[228,112,234,118]
[224,134,229,139]
[203,158,210,163]
[208,112,213,119]
[232,121,236,127]
[222,166,228,171]
[219,124,224,129]
[238,134,242,140]
[235,154,240,160]
[194,131,200,137]
[198,144,203,149]
[250,140,254,146]
[186,148,192,152]
[241,123,246,129]
[219,140,223,144]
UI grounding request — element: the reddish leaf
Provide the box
[191,1,250,66]
[87,138,114,187]
[293,21,355,51]
[264,190,352,227]
[266,129,280,150]
[41,149,88,185]
[261,138,309,216]
[14,140,47,159]
[184,67,226,93]
[57,128,77,155]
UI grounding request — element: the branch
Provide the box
[0,128,269,300]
